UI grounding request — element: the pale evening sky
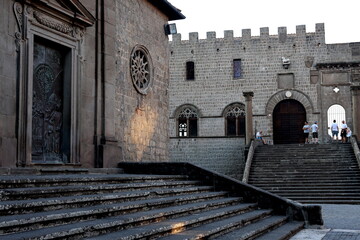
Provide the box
[168,0,360,44]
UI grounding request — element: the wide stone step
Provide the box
[0,180,201,200]
[256,185,360,191]
[0,186,216,215]
[249,173,360,178]
[249,179,360,185]
[253,221,305,240]
[249,173,360,179]
[0,174,188,189]
[0,195,242,234]
[282,195,360,204]
[156,212,283,240]
[252,160,357,165]
[296,199,360,204]
[86,207,270,240]
[251,168,360,173]
[212,215,290,240]
[251,164,358,169]
[269,190,360,197]
[0,202,259,240]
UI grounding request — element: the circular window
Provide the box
[130,45,153,95]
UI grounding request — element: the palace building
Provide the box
[169,24,360,179]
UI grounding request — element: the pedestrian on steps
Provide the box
[341,120,348,143]
[330,120,339,142]
[311,121,319,144]
[302,121,310,144]
[256,131,267,145]
[346,128,352,142]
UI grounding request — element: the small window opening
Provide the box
[186,61,195,80]
[233,59,242,79]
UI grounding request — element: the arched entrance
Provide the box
[327,104,346,137]
[273,99,306,144]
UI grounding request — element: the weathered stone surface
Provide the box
[169,23,360,176]
[0,0,176,167]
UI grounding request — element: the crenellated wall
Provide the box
[171,23,325,46]
[169,23,360,179]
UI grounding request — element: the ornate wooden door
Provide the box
[273,100,306,144]
[32,37,70,163]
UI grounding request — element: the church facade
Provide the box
[169,24,360,179]
[0,0,184,169]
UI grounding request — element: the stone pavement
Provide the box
[291,204,360,240]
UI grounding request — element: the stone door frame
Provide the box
[14,1,94,166]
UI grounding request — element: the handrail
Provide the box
[350,135,360,169]
[242,139,256,183]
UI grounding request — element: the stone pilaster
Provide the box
[351,86,360,137]
[243,92,254,145]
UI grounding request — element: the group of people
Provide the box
[256,120,352,145]
[302,121,319,144]
[330,120,352,143]
[303,120,352,144]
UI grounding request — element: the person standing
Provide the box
[311,121,319,144]
[330,120,339,142]
[303,121,310,144]
[346,128,352,142]
[256,131,267,145]
[340,120,348,143]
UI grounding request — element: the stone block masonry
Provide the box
[170,138,246,180]
[169,23,360,176]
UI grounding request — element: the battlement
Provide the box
[171,23,325,44]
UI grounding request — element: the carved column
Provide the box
[351,86,360,137]
[243,92,254,145]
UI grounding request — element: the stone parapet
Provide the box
[170,23,326,45]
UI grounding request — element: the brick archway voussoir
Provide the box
[265,90,314,116]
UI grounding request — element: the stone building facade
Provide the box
[0,0,184,169]
[169,24,360,179]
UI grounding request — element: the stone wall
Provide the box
[169,23,360,176]
[170,138,245,180]
[114,1,170,163]
[0,0,178,168]
[0,1,17,167]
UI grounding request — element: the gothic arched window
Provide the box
[177,106,198,137]
[224,103,246,136]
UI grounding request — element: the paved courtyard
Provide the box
[291,204,360,240]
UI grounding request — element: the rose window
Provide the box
[130,45,152,94]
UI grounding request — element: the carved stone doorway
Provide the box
[273,99,306,144]
[31,36,71,163]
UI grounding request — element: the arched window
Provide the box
[327,104,346,136]
[177,106,198,137]
[224,103,246,136]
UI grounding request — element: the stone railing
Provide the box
[350,135,360,169]
[118,162,323,227]
[242,140,256,183]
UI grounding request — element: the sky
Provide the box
[168,0,360,44]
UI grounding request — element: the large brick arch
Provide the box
[265,90,314,116]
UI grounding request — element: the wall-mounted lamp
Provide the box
[164,23,177,35]
[333,86,340,93]
[281,57,290,69]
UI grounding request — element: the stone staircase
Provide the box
[248,143,360,204]
[0,163,322,239]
